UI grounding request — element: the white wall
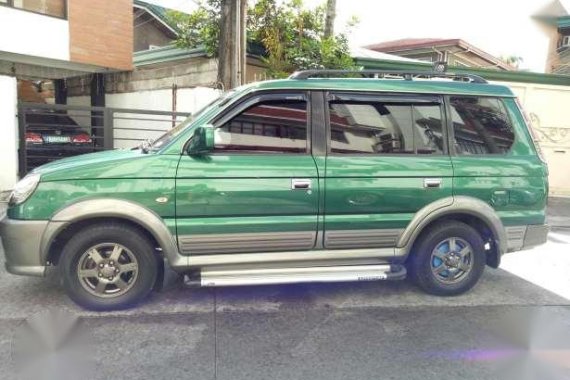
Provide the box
[0,6,69,61]
[0,76,19,191]
[105,87,220,113]
[67,87,221,149]
[108,87,220,149]
[495,81,570,130]
[495,80,570,196]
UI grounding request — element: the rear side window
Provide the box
[215,99,308,153]
[328,99,444,155]
[450,97,515,155]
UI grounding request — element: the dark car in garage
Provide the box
[24,111,95,171]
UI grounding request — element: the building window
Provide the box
[450,97,515,155]
[0,0,67,19]
[562,35,570,48]
[215,100,308,153]
[328,98,444,155]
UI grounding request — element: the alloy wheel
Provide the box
[76,243,139,298]
[430,237,474,284]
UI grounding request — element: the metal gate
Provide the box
[18,102,191,176]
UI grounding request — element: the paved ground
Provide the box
[502,230,570,300]
[548,197,570,231]
[0,199,569,379]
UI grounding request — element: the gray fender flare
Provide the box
[396,196,507,258]
[39,198,185,268]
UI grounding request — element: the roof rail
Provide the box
[288,70,488,84]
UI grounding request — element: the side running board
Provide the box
[185,264,406,287]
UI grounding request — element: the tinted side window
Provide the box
[215,100,308,153]
[450,97,515,155]
[328,100,444,154]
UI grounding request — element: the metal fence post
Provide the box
[15,102,192,176]
[104,108,114,150]
[17,104,26,178]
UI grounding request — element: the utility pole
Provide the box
[230,0,239,88]
[217,0,247,90]
[324,0,336,38]
[240,0,247,85]
[217,0,231,90]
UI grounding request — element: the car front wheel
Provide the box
[60,223,158,311]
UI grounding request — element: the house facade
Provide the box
[365,38,513,71]
[133,0,178,52]
[534,0,570,74]
[0,0,133,191]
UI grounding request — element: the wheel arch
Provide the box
[396,196,507,268]
[40,198,184,269]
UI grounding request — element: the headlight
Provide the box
[9,173,40,206]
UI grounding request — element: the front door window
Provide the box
[215,100,308,154]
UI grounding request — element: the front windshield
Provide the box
[148,91,233,151]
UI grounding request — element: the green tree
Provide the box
[500,55,524,69]
[167,0,358,79]
[167,0,221,57]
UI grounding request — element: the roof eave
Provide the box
[133,45,208,67]
[133,2,180,37]
[455,40,513,71]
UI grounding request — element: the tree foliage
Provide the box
[500,55,524,69]
[167,0,358,78]
[167,0,221,57]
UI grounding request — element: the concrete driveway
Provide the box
[1,240,570,379]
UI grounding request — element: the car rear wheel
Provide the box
[408,221,486,296]
[61,223,158,311]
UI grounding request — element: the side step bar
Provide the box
[185,264,406,287]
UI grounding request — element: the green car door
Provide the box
[175,91,319,255]
[322,92,453,249]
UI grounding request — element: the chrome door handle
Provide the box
[291,179,312,190]
[423,178,442,189]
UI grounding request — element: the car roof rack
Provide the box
[288,70,488,84]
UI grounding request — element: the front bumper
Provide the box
[0,215,48,277]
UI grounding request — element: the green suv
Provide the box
[0,70,549,310]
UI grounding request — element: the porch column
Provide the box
[0,75,18,191]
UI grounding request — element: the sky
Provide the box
[150,0,561,73]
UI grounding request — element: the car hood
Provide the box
[32,149,179,181]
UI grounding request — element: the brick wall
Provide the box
[17,80,52,102]
[68,0,133,71]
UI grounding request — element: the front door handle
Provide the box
[291,179,312,190]
[424,178,442,189]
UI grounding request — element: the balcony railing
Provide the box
[0,0,66,19]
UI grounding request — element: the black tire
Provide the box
[60,223,158,311]
[408,221,486,296]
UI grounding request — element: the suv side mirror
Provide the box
[187,124,215,155]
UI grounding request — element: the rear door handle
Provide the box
[423,178,442,189]
[291,179,312,190]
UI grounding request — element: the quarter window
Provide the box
[215,100,308,153]
[450,97,515,155]
[328,99,444,154]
